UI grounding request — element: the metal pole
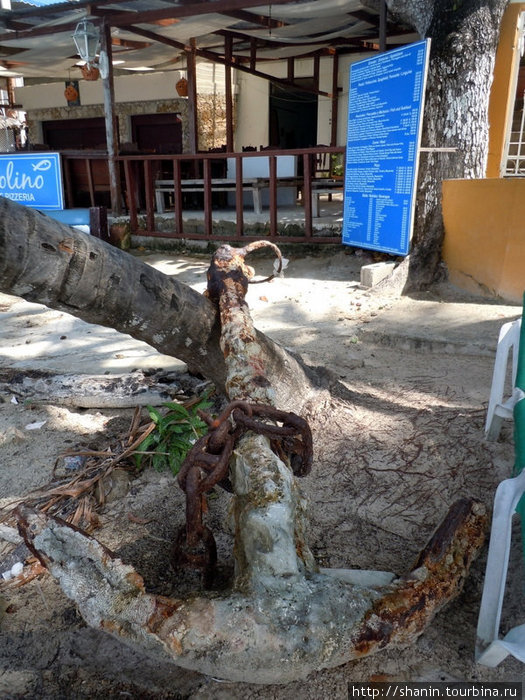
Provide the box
[187,38,198,155]
[225,35,234,151]
[379,0,387,52]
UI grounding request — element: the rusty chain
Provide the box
[173,241,312,587]
[173,400,312,587]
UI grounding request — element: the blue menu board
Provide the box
[342,39,430,255]
[0,152,64,209]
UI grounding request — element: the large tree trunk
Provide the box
[0,197,319,412]
[384,0,509,290]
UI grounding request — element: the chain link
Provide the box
[173,400,312,586]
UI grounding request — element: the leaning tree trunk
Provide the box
[384,0,509,290]
[0,197,319,413]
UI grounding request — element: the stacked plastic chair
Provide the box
[485,318,522,441]
[476,298,525,666]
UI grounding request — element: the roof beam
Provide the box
[122,23,333,97]
[213,27,384,53]
[221,9,286,29]
[0,20,81,42]
[91,0,294,27]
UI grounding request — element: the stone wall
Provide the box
[26,94,230,152]
[26,99,189,149]
[197,93,230,151]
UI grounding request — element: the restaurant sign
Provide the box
[0,152,64,210]
[342,39,430,256]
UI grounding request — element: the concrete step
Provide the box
[358,297,521,357]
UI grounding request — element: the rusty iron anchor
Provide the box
[16,241,486,684]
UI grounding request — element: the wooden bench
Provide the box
[154,178,269,214]
[311,178,344,218]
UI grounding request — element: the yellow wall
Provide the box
[442,178,525,302]
[486,3,525,177]
[442,4,525,303]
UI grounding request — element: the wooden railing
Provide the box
[61,146,345,244]
[61,150,112,209]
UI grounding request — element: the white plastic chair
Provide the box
[476,468,525,666]
[485,319,522,441]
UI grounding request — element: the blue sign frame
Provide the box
[0,152,64,210]
[342,39,430,256]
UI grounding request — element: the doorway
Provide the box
[130,112,183,208]
[42,116,107,150]
[269,80,318,149]
[130,112,182,154]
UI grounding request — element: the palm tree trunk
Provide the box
[0,197,318,411]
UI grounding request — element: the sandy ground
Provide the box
[0,247,524,699]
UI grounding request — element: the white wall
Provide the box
[234,72,268,150]
[18,53,369,149]
[234,52,371,150]
[18,63,226,110]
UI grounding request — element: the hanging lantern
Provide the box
[72,19,100,67]
[81,64,100,81]
[176,77,188,97]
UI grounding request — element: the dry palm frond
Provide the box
[1,391,212,534]
[1,407,157,532]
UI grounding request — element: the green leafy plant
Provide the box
[134,395,212,475]
[330,153,343,177]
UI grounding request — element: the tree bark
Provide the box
[383,0,509,290]
[0,198,319,412]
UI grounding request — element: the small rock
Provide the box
[0,427,26,445]
[95,468,131,503]
[25,420,47,431]
[10,562,23,577]
[63,455,87,471]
